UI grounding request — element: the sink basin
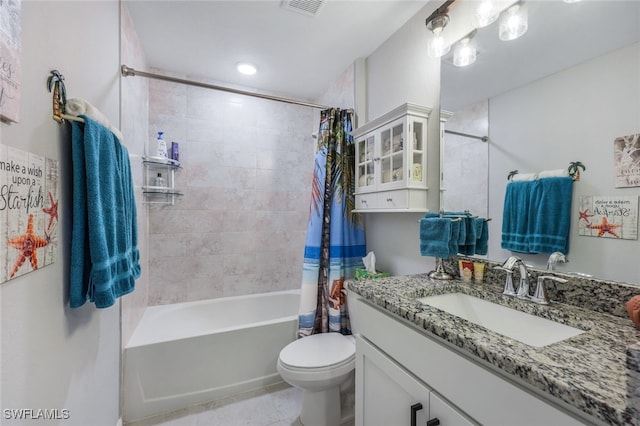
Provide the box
[418,293,585,348]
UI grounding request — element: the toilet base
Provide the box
[300,387,341,426]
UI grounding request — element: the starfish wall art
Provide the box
[0,144,59,284]
[578,195,638,240]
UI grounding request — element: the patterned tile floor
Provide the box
[125,382,355,426]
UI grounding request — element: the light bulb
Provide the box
[473,0,499,28]
[428,33,451,58]
[453,38,477,67]
[499,3,528,41]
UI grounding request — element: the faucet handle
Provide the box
[531,275,568,304]
[494,266,516,296]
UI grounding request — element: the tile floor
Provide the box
[125,382,355,426]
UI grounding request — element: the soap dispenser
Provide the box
[156,131,168,159]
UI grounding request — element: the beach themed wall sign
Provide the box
[0,0,22,123]
[614,133,640,188]
[0,144,59,284]
[578,195,638,240]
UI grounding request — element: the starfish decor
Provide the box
[6,214,50,279]
[578,209,594,224]
[42,192,59,234]
[586,217,622,238]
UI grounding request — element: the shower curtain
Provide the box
[298,108,366,337]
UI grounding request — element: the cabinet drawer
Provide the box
[355,193,377,210]
[377,190,408,209]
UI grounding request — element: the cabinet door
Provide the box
[356,336,429,426]
[356,135,376,192]
[408,117,426,186]
[378,118,405,189]
[430,392,476,426]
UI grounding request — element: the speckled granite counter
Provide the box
[347,266,640,425]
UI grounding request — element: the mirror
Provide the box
[439,0,640,283]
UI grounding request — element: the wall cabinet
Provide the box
[142,156,183,205]
[351,103,432,212]
[356,335,474,426]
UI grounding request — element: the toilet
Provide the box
[277,332,355,426]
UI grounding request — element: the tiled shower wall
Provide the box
[147,75,317,305]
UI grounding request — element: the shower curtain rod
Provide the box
[121,65,331,110]
[444,129,488,142]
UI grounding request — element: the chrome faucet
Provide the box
[531,275,568,304]
[495,256,531,298]
[547,252,567,271]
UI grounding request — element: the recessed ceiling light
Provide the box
[236,63,257,76]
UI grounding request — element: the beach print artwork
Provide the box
[578,195,638,240]
[614,133,640,188]
[0,0,22,123]
[0,144,59,284]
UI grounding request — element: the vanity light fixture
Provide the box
[473,0,500,28]
[236,62,257,76]
[499,2,528,41]
[453,30,477,67]
[427,13,451,58]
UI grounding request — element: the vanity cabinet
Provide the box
[352,103,432,212]
[348,291,591,426]
[356,335,474,426]
[142,156,183,205]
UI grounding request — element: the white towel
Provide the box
[511,173,537,181]
[66,98,124,141]
[538,169,569,178]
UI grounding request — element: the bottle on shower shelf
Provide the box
[154,173,165,188]
[156,131,168,159]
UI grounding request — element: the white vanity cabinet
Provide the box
[352,103,431,212]
[348,291,593,426]
[356,335,474,426]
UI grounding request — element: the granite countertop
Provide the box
[347,273,640,425]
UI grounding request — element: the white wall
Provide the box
[488,43,640,283]
[0,2,121,425]
[360,1,442,276]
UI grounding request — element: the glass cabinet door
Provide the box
[357,135,376,189]
[410,119,424,184]
[380,121,404,185]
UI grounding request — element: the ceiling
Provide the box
[441,0,640,111]
[125,0,640,110]
[124,0,430,102]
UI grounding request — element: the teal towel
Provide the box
[69,116,140,308]
[476,219,489,255]
[528,177,573,254]
[501,177,572,254]
[501,181,534,253]
[420,218,453,258]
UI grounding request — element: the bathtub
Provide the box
[123,289,300,422]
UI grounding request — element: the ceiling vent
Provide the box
[281,0,325,17]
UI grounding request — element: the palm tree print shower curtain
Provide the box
[298,108,366,337]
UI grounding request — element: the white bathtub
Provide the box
[123,289,300,422]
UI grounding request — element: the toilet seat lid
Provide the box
[280,333,355,369]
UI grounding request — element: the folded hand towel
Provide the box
[501,181,535,253]
[420,218,453,259]
[66,98,124,141]
[511,173,538,182]
[538,169,568,179]
[476,219,489,255]
[448,220,460,257]
[528,177,573,254]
